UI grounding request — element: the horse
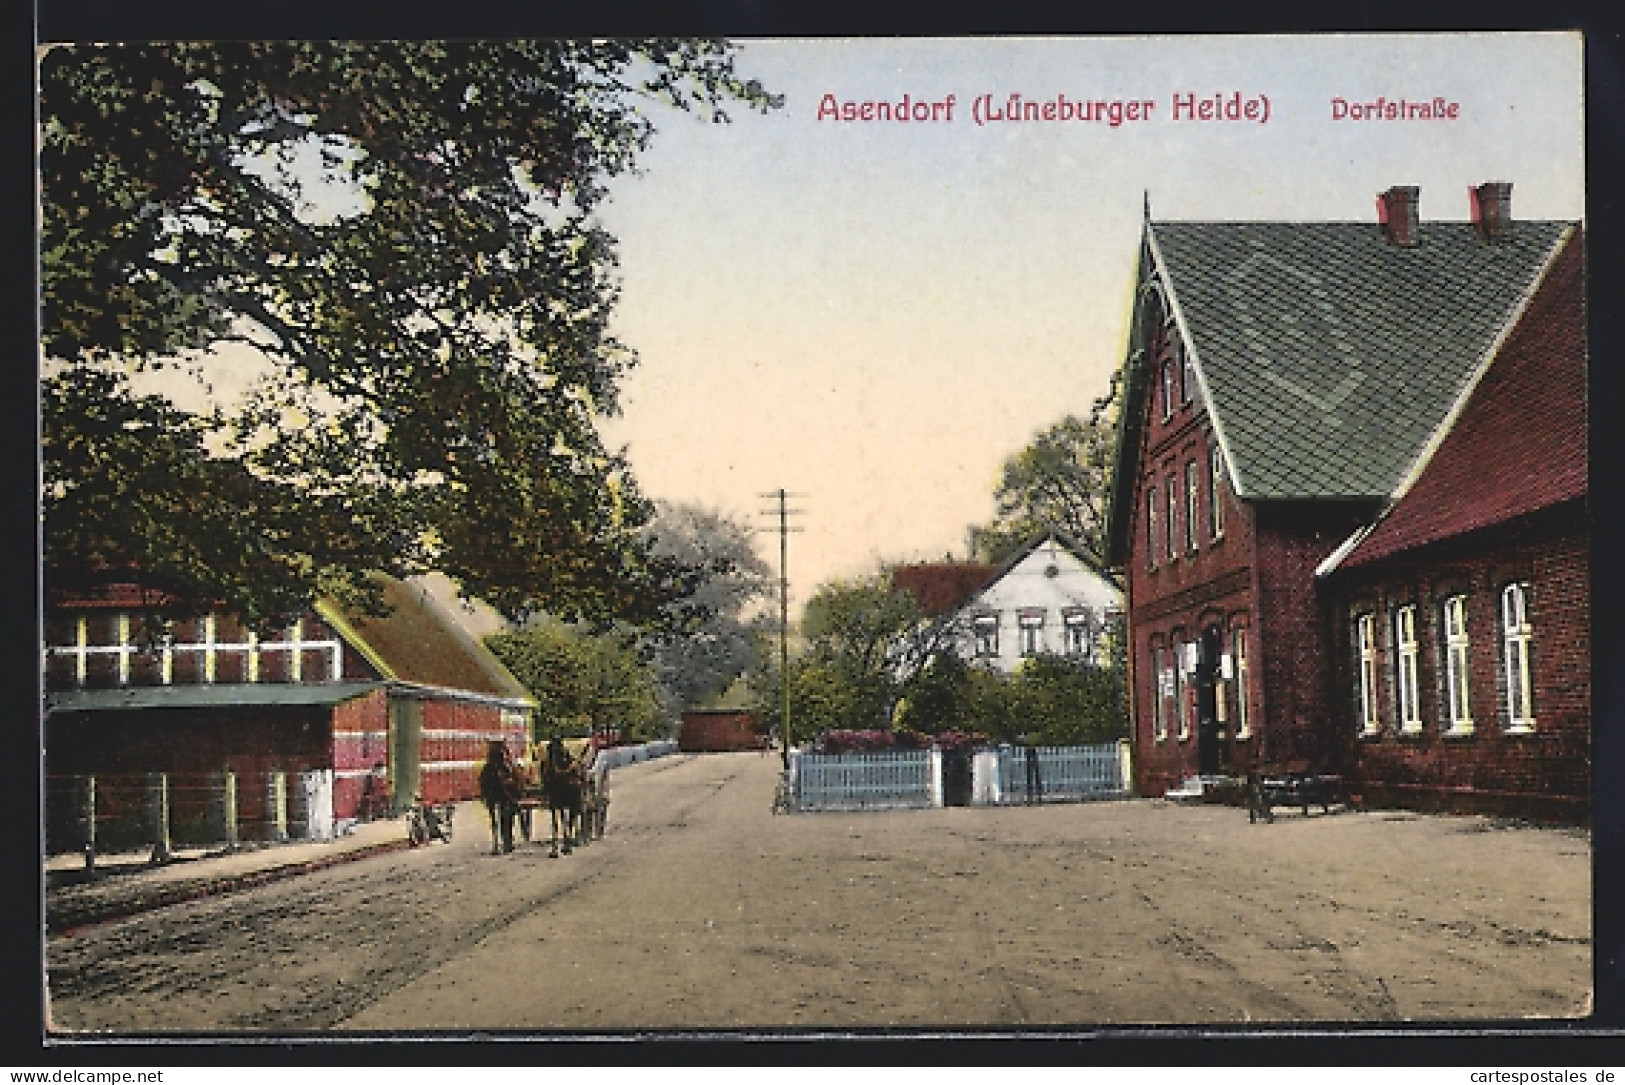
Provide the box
[542,737,586,858]
[478,740,522,854]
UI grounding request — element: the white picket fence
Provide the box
[990,744,1130,804]
[788,741,1131,812]
[791,750,937,811]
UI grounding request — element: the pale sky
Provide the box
[123,34,1584,625]
[593,34,1583,608]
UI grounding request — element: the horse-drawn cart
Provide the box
[517,737,609,853]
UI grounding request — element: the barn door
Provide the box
[388,696,423,813]
[1196,628,1225,775]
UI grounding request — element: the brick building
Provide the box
[44,574,533,835]
[1103,185,1587,818]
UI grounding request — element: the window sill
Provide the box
[1233,730,1251,742]
[1504,724,1537,736]
[1397,725,1425,739]
[1176,732,1190,743]
[1443,726,1475,740]
[1358,728,1382,741]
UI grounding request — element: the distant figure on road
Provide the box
[1025,744,1042,805]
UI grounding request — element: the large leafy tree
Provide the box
[40,40,778,629]
[485,621,665,743]
[791,576,925,732]
[967,372,1122,585]
[643,501,773,712]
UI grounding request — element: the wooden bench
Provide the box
[1247,762,1346,823]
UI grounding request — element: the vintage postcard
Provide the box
[38,33,1590,1040]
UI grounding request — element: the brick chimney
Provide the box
[1376,186,1420,247]
[1470,181,1513,241]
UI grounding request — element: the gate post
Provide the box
[80,775,96,873]
[1117,739,1134,795]
[927,749,943,807]
[218,770,239,851]
[269,771,288,843]
[147,772,172,864]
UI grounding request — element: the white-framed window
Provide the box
[1502,582,1535,732]
[1231,627,1250,740]
[1356,613,1380,735]
[1152,644,1170,742]
[1443,595,1473,734]
[1161,359,1175,421]
[1018,612,1045,657]
[1146,489,1159,569]
[1184,461,1200,554]
[1178,335,1194,405]
[1395,605,1421,733]
[1208,445,1224,540]
[1174,637,1191,741]
[973,614,999,659]
[1063,610,1093,660]
[1165,477,1179,563]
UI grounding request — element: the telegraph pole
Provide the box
[759,489,804,771]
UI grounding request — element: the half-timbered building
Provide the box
[44,574,533,836]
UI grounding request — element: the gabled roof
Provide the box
[317,576,533,705]
[1328,227,1585,571]
[1148,219,1571,500]
[890,561,999,617]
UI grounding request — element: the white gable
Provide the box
[955,538,1122,673]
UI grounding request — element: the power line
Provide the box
[758,490,804,772]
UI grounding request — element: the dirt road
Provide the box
[46,751,1590,1033]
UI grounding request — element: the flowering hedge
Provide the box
[812,728,989,754]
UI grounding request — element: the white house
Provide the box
[893,534,1122,675]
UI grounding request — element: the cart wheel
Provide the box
[409,819,426,846]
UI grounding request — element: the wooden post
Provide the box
[148,772,172,864]
[269,771,288,843]
[219,770,239,851]
[80,775,96,873]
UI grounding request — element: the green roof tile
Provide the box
[1149,220,1568,500]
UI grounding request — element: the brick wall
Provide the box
[1125,317,1266,794]
[1251,502,1376,771]
[1325,509,1589,820]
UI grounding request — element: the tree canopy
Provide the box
[967,372,1121,583]
[40,40,778,629]
[485,620,665,743]
[643,501,773,712]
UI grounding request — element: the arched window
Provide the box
[1442,595,1473,734]
[1355,613,1379,735]
[1395,604,1421,733]
[1502,583,1535,732]
[1231,625,1251,741]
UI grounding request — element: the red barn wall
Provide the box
[679,711,761,752]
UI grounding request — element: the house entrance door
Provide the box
[941,749,973,807]
[1196,628,1225,775]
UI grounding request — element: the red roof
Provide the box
[890,563,999,617]
[1343,229,1585,567]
